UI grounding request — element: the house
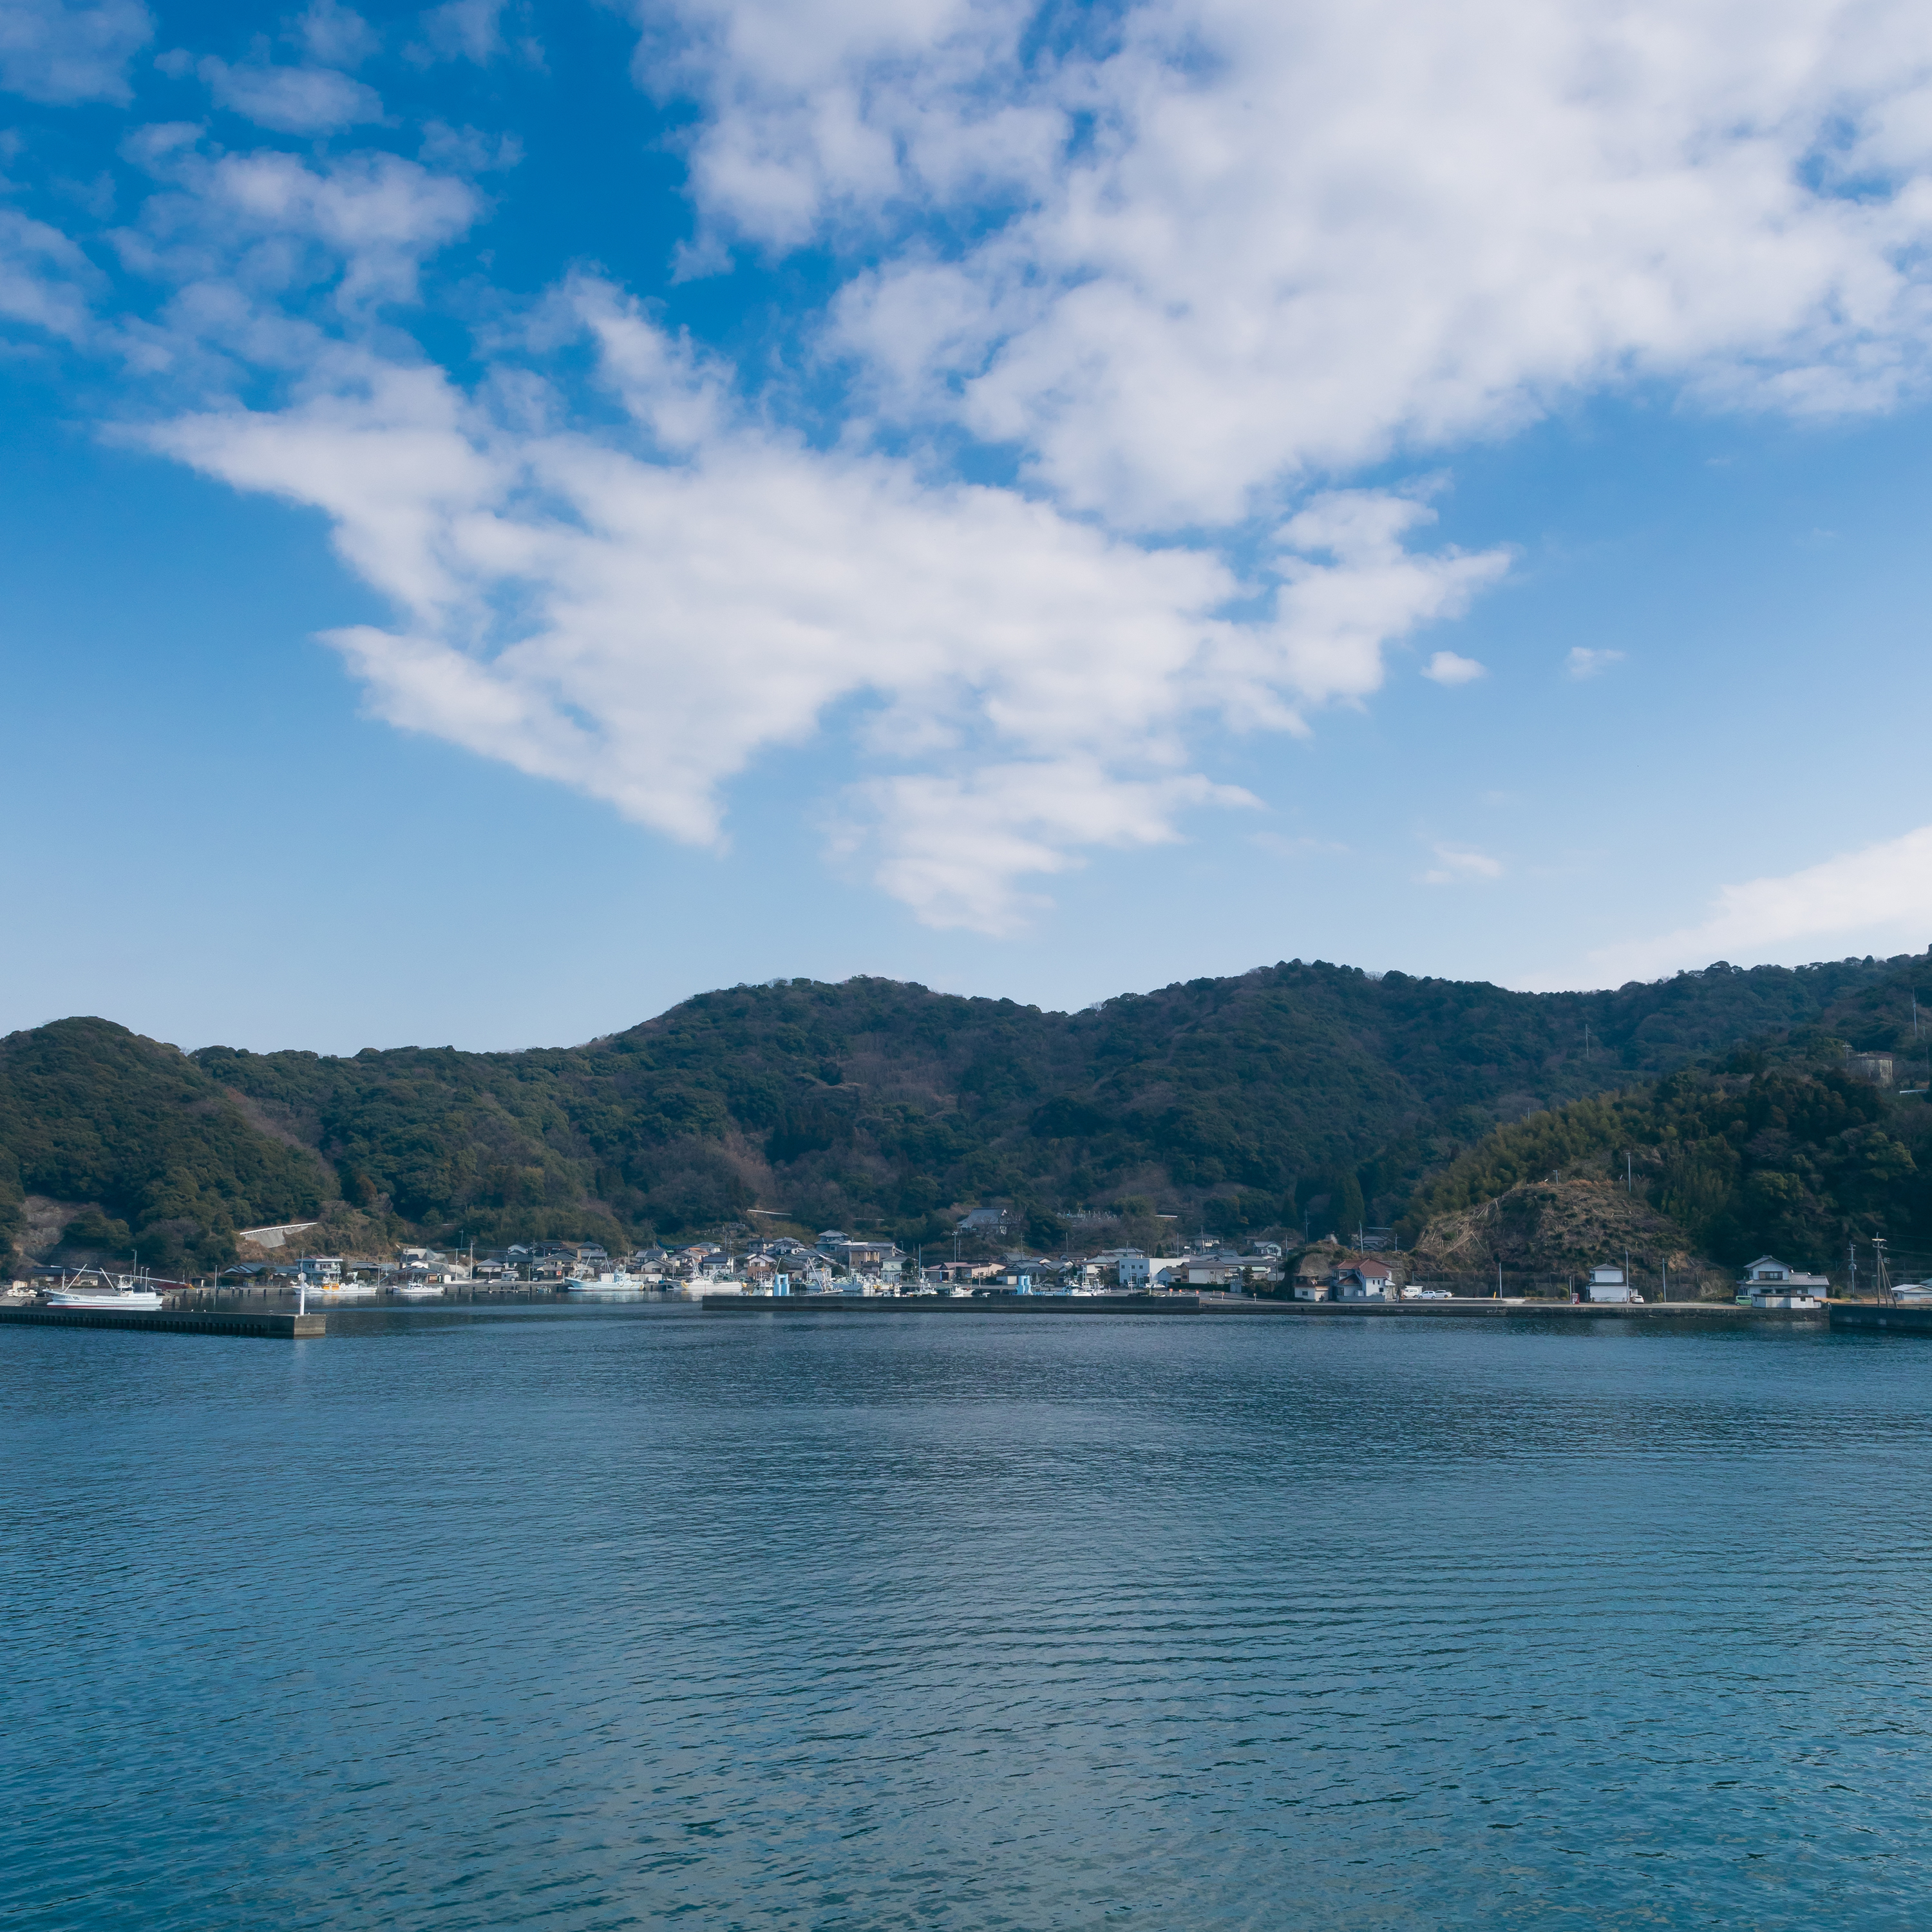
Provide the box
[1585,1265,1637,1303]
[1185,1258,1244,1286]
[1334,1260,1394,1300]
[1850,1053,1895,1086]
[1739,1254,1831,1306]
[1739,1255,1830,1290]
[818,1238,899,1274]
[956,1207,1009,1235]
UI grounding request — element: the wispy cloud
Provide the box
[198,56,384,135]
[1566,646,1625,679]
[1252,831,1350,858]
[1423,649,1486,685]
[10,0,1932,939]
[1420,843,1504,885]
[1581,824,1932,984]
[0,0,150,105]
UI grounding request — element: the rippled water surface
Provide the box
[6,1307,1932,1929]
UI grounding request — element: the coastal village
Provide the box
[73,1204,1873,1312]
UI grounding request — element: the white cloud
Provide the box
[667,0,1932,529]
[0,0,149,104]
[198,56,384,134]
[1566,645,1625,679]
[299,0,379,69]
[643,0,1054,252]
[416,0,506,64]
[1421,843,1504,885]
[17,0,1932,937]
[1251,831,1349,858]
[1423,649,1486,685]
[109,139,481,334]
[0,205,97,337]
[143,283,1500,929]
[849,764,1255,933]
[1583,825,1932,984]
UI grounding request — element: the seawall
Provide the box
[0,1306,327,1340]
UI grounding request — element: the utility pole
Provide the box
[1875,1236,1891,1303]
[1848,1240,1858,1300]
[1625,1150,1633,1194]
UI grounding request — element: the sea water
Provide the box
[4,1307,1930,1930]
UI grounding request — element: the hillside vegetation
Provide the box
[1406,1039,1932,1280]
[2,952,1927,1276]
[1410,1179,1727,1296]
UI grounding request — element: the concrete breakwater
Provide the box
[1828,1303,1932,1334]
[703,1293,1203,1314]
[1212,1296,1825,1321]
[704,1292,1835,1321]
[0,1305,326,1339]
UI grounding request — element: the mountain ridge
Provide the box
[3,951,1926,1276]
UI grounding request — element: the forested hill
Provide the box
[1405,1040,1932,1278]
[1,952,1926,1275]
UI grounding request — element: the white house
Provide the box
[1738,1254,1830,1307]
[1585,1265,1638,1303]
[1739,1255,1830,1294]
[1335,1260,1394,1300]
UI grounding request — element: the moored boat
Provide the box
[43,1267,166,1311]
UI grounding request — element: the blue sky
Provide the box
[4,0,1932,1053]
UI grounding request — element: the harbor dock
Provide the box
[703,1292,1202,1314]
[1828,1303,1932,1335]
[701,1293,1831,1320]
[0,1305,326,1340]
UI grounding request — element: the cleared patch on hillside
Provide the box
[1411,1179,1730,1298]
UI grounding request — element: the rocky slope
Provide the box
[1409,1177,1731,1298]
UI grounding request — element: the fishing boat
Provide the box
[563,1269,647,1293]
[43,1267,166,1311]
[390,1280,446,1299]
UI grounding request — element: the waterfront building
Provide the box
[1334,1261,1393,1300]
[1585,1265,1637,1303]
[1739,1255,1830,1293]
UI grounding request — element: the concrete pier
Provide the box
[1830,1303,1932,1335]
[704,1292,1831,1321]
[1204,1296,1824,1321]
[704,1292,1202,1314]
[0,1305,326,1340]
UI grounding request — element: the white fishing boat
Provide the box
[43,1267,166,1311]
[563,1269,647,1294]
[390,1281,446,1299]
